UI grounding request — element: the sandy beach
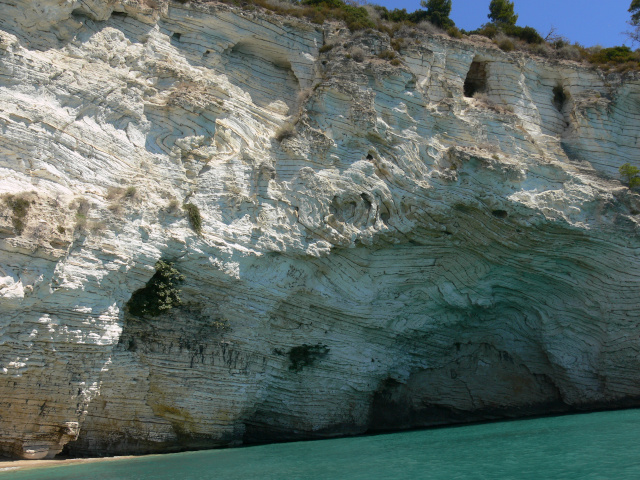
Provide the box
[0,455,138,473]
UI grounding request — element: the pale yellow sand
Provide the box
[0,455,139,473]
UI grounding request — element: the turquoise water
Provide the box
[2,409,640,479]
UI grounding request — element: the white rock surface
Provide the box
[1,0,640,460]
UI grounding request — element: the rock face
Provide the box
[1,0,640,460]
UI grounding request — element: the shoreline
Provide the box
[0,455,139,473]
[1,406,639,473]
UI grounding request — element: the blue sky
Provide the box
[372,0,635,47]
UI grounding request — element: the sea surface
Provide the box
[2,409,640,479]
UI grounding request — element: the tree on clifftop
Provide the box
[630,0,640,24]
[488,0,518,26]
[628,0,640,43]
[420,0,454,29]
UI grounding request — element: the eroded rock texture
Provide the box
[1,0,640,460]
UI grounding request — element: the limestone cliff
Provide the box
[1,0,640,460]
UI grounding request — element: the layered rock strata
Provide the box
[1,0,640,460]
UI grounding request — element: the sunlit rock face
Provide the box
[1,0,640,460]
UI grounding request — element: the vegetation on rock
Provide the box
[127,260,186,318]
[488,0,518,26]
[71,197,91,231]
[302,0,375,30]
[373,0,454,31]
[588,46,640,71]
[2,193,32,235]
[620,163,640,188]
[275,122,297,142]
[629,0,640,43]
[421,0,454,29]
[211,0,640,71]
[183,202,202,235]
[288,343,330,371]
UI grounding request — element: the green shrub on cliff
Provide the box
[127,260,185,317]
[375,0,454,29]
[620,163,640,188]
[183,202,202,235]
[2,193,32,235]
[302,0,375,31]
[588,46,640,68]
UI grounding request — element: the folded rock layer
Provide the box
[1,0,640,460]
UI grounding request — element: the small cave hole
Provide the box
[366,153,374,160]
[360,193,373,212]
[553,85,567,112]
[172,32,182,41]
[112,11,128,17]
[464,60,488,98]
[71,8,89,18]
[491,209,508,219]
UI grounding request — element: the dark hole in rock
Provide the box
[172,32,182,41]
[360,193,372,211]
[380,211,390,222]
[71,8,88,18]
[553,85,567,112]
[366,153,374,160]
[464,60,488,97]
[492,209,508,219]
[112,11,128,17]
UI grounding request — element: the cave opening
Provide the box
[71,8,89,19]
[553,84,567,112]
[464,60,488,98]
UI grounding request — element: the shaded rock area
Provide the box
[1,0,640,460]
